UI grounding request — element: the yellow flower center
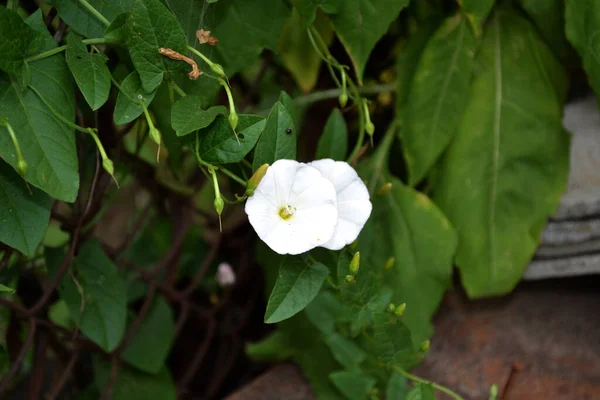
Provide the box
[278,204,296,220]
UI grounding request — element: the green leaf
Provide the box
[566,0,600,94]
[316,108,348,161]
[329,371,376,400]
[121,296,175,374]
[406,383,435,400]
[104,12,129,40]
[372,313,417,368]
[49,241,127,352]
[171,95,227,136]
[0,284,15,293]
[149,81,182,165]
[264,258,329,324]
[48,299,74,329]
[253,102,297,170]
[396,19,439,128]
[246,330,296,362]
[386,372,409,400]
[114,71,157,125]
[279,8,333,93]
[0,7,40,74]
[65,35,111,110]
[192,115,266,164]
[324,333,367,371]
[126,0,188,93]
[329,0,409,81]
[458,0,494,36]
[298,340,345,399]
[358,147,457,343]
[94,358,176,400]
[519,0,572,61]
[0,159,51,256]
[278,90,299,128]
[0,12,79,202]
[293,0,342,26]
[434,8,569,297]
[305,291,349,334]
[48,0,132,38]
[401,14,476,186]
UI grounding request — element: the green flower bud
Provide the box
[377,182,392,196]
[349,251,360,275]
[229,111,239,132]
[214,196,224,216]
[384,256,395,270]
[489,384,499,400]
[420,339,430,352]
[338,92,348,108]
[16,158,27,177]
[211,63,226,77]
[246,163,269,196]
[149,126,161,146]
[394,303,406,317]
[102,158,115,176]
[344,274,355,284]
[365,120,375,136]
[387,303,396,313]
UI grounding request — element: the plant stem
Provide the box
[393,367,465,400]
[294,83,396,107]
[78,0,110,26]
[170,81,187,97]
[29,86,92,134]
[367,122,397,195]
[187,45,214,69]
[194,145,246,187]
[347,107,366,163]
[25,38,122,62]
[218,166,246,187]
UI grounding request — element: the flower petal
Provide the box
[310,159,372,250]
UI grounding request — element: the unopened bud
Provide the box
[394,303,406,317]
[216,262,236,287]
[387,303,396,313]
[211,63,225,77]
[384,256,395,270]
[338,92,348,108]
[365,120,375,136]
[102,158,114,176]
[228,111,239,132]
[420,339,430,352]
[377,182,392,196]
[489,384,499,400]
[246,163,269,196]
[344,274,355,284]
[349,252,360,275]
[149,126,161,146]
[17,158,27,177]
[214,196,224,216]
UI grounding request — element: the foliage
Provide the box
[0,0,588,398]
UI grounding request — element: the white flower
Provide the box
[216,262,236,287]
[245,159,339,255]
[310,159,372,250]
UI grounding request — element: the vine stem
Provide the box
[25,38,122,62]
[187,45,215,69]
[393,366,465,400]
[78,0,110,26]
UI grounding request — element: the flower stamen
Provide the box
[278,204,296,220]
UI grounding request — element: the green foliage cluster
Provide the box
[0,0,594,398]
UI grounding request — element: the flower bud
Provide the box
[338,91,348,108]
[216,262,236,287]
[214,196,224,216]
[102,158,114,176]
[489,384,499,400]
[384,256,395,270]
[344,274,355,284]
[394,303,406,317]
[387,303,396,313]
[420,339,430,352]
[211,63,226,77]
[17,158,27,177]
[149,126,161,146]
[377,182,392,196]
[349,252,360,275]
[228,111,239,132]
[246,163,269,196]
[365,120,375,136]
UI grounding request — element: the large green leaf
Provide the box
[386,372,409,400]
[358,135,458,343]
[193,115,266,164]
[566,0,600,93]
[406,383,435,400]
[253,102,296,169]
[434,8,569,298]
[94,358,176,400]
[458,0,494,36]
[0,7,40,74]
[171,95,227,136]
[166,0,290,75]
[401,14,476,186]
[519,0,571,61]
[126,0,188,93]
[293,0,341,26]
[48,0,132,38]
[264,258,329,324]
[0,12,79,202]
[48,241,127,352]
[329,371,376,400]
[121,296,175,374]
[372,313,417,368]
[316,108,348,161]
[329,0,409,81]
[113,71,157,125]
[65,35,111,110]
[324,333,367,371]
[0,159,51,256]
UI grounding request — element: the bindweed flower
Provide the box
[245,159,339,255]
[245,159,372,255]
[309,159,372,250]
[216,262,236,287]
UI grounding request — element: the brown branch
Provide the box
[0,319,36,393]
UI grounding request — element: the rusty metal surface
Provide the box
[225,364,315,400]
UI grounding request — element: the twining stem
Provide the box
[77,0,110,26]
[347,103,366,164]
[29,86,91,134]
[193,142,247,188]
[170,81,187,97]
[218,167,246,187]
[0,120,26,170]
[293,83,395,107]
[393,366,465,400]
[367,121,397,196]
[25,38,122,62]
[187,46,216,70]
